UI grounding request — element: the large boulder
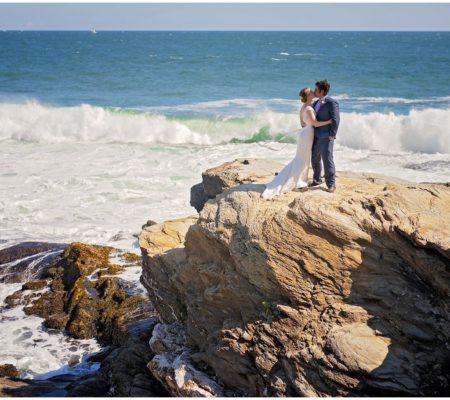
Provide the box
[190,158,282,212]
[139,160,450,396]
[0,242,66,283]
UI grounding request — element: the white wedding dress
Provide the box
[262,105,315,199]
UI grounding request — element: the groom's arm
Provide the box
[329,100,340,138]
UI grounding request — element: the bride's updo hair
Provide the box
[299,87,310,103]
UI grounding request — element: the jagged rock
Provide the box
[21,280,48,291]
[0,377,59,397]
[148,321,226,397]
[66,318,168,397]
[140,160,450,396]
[139,216,198,323]
[6,242,155,345]
[142,219,158,229]
[0,365,19,378]
[190,158,282,212]
[0,242,66,283]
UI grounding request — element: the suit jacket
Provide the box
[313,97,340,139]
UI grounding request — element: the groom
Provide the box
[310,80,340,193]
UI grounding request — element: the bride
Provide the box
[261,87,332,199]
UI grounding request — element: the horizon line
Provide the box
[2,29,450,32]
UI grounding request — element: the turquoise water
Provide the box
[1,31,450,113]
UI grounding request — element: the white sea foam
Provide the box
[0,100,212,145]
[1,100,450,154]
[1,138,449,254]
[339,108,450,154]
[0,283,101,379]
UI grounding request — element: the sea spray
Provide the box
[1,100,450,154]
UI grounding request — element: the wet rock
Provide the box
[4,291,23,308]
[45,312,70,330]
[8,242,156,345]
[121,252,141,263]
[21,280,48,291]
[0,377,59,397]
[0,365,19,378]
[142,219,158,229]
[0,242,65,265]
[68,355,80,367]
[66,318,168,397]
[140,159,450,396]
[61,242,113,290]
[63,373,108,397]
[0,242,66,283]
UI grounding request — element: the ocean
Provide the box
[0,30,449,380]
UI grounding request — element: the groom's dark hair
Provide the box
[315,80,330,95]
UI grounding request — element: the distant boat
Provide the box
[91,29,97,34]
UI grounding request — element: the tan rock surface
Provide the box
[190,158,282,212]
[139,160,450,396]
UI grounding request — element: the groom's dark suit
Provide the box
[312,97,340,188]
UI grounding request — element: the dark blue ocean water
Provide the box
[1,31,450,114]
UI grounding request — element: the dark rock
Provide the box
[141,220,158,229]
[4,291,23,308]
[121,252,141,263]
[21,280,48,291]
[190,182,210,213]
[64,373,109,397]
[0,377,59,397]
[0,242,66,265]
[0,242,66,284]
[45,312,70,330]
[68,355,80,367]
[66,318,169,397]
[13,242,156,345]
[0,365,19,378]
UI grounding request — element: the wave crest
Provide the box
[1,100,449,154]
[0,101,212,145]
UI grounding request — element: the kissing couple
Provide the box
[262,79,340,199]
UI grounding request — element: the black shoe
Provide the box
[308,180,323,187]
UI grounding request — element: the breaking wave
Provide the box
[0,100,449,154]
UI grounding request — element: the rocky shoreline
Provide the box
[140,159,450,396]
[0,241,168,397]
[1,158,449,396]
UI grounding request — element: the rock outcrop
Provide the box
[139,159,450,396]
[190,158,282,212]
[0,241,66,283]
[65,318,168,397]
[0,241,168,397]
[5,242,153,345]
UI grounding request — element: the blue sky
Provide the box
[0,3,449,31]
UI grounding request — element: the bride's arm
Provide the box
[306,109,332,127]
[300,106,306,128]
